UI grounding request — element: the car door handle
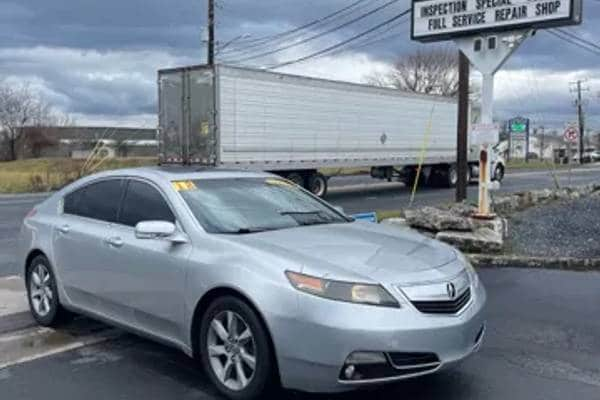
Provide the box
[105,237,124,248]
[57,224,70,234]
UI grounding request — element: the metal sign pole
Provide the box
[411,0,582,215]
[478,72,494,216]
[455,31,530,218]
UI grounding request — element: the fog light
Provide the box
[344,365,356,380]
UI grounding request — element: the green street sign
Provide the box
[508,117,529,135]
[511,122,526,133]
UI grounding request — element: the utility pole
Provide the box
[456,51,470,202]
[539,125,545,161]
[570,79,588,164]
[207,0,215,66]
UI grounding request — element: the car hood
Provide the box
[232,221,461,284]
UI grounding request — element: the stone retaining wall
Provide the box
[382,184,600,255]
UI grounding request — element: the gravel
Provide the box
[507,195,600,259]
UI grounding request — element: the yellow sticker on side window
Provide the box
[171,181,197,192]
[265,178,294,187]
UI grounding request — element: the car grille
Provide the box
[411,288,471,314]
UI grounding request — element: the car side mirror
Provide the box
[135,221,188,244]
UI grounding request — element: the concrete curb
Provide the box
[469,254,600,272]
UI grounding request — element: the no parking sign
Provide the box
[564,126,578,143]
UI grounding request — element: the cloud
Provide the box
[0,0,598,129]
[0,46,195,119]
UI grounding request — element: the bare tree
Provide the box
[366,47,459,97]
[0,82,55,161]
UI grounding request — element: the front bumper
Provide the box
[270,281,486,393]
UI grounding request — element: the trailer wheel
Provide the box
[286,172,305,188]
[308,173,328,197]
[493,164,505,182]
[446,165,458,188]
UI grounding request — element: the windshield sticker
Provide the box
[172,181,197,191]
[265,178,293,187]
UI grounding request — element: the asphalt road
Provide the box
[1,268,599,400]
[327,165,600,214]
[0,165,599,277]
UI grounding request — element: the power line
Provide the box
[222,0,372,52]
[267,9,411,70]
[308,17,409,60]
[547,30,600,57]
[220,0,380,58]
[553,28,600,53]
[224,0,402,65]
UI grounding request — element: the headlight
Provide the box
[285,271,400,308]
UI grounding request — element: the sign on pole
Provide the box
[412,0,583,42]
[564,126,578,143]
[410,0,582,217]
[509,117,528,136]
[470,123,499,146]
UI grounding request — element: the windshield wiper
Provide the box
[223,227,271,235]
[279,210,322,216]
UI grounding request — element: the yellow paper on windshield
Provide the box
[265,178,293,187]
[172,180,197,192]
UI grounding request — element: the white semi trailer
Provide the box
[158,64,505,196]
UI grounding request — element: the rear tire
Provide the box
[199,296,276,400]
[307,173,328,197]
[26,255,72,327]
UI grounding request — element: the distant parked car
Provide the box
[18,167,486,400]
[572,151,598,164]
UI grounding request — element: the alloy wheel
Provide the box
[29,263,53,317]
[207,311,257,391]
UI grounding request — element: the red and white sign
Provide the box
[564,126,578,143]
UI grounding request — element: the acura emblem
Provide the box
[446,283,457,299]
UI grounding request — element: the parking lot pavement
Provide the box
[1,268,599,400]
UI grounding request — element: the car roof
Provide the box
[90,166,274,182]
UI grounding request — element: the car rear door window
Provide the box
[119,180,175,227]
[64,179,125,223]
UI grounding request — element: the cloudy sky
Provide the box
[1,0,599,131]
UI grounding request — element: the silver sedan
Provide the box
[18,167,486,399]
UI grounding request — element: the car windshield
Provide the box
[175,178,351,234]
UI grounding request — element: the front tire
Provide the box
[26,255,71,327]
[199,296,275,400]
[493,165,505,182]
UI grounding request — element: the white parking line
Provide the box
[0,326,119,369]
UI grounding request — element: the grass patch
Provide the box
[376,209,404,222]
[506,160,573,171]
[0,157,157,193]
